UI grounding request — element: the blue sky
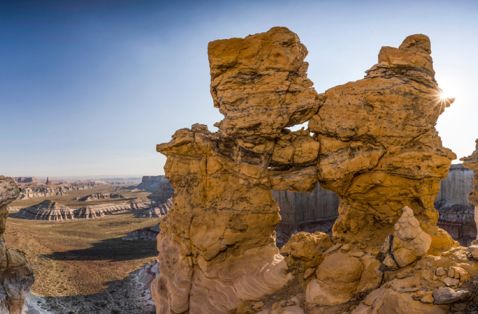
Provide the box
[0,0,477,177]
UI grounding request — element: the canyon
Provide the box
[1,27,478,314]
[153,27,478,313]
[1,176,169,313]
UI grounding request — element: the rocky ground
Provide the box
[24,262,157,314]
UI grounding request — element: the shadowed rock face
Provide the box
[463,140,478,241]
[463,140,478,206]
[0,176,34,313]
[153,27,477,313]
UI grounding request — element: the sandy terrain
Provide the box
[4,213,159,313]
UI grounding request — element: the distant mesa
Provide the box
[136,198,171,218]
[17,181,98,200]
[15,200,76,221]
[75,192,125,202]
[14,177,36,184]
[13,199,152,221]
[137,175,173,203]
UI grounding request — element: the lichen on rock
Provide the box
[153,27,478,313]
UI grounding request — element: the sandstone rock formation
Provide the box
[380,207,431,269]
[0,176,34,313]
[17,182,96,200]
[14,199,151,221]
[136,198,171,218]
[15,200,76,221]
[75,192,124,202]
[153,27,478,313]
[137,176,173,204]
[75,200,150,219]
[274,163,476,247]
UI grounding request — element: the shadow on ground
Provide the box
[43,237,156,262]
[27,266,156,314]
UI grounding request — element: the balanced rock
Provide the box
[381,207,432,269]
[153,27,474,313]
[280,231,332,270]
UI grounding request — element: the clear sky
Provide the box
[0,0,477,177]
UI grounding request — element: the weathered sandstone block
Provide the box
[153,27,476,314]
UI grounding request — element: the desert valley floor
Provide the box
[5,212,159,313]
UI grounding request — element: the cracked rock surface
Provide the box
[153,27,478,313]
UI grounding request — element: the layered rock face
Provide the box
[14,199,151,221]
[75,200,150,219]
[75,192,124,202]
[137,176,173,204]
[0,176,34,313]
[274,164,475,246]
[463,140,478,241]
[436,164,474,208]
[18,182,96,200]
[15,200,76,221]
[136,198,172,218]
[273,184,338,246]
[154,27,478,313]
[435,164,475,245]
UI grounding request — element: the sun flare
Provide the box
[439,90,452,101]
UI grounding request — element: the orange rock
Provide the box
[153,27,472,313]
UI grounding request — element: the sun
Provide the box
[439,89,452,102]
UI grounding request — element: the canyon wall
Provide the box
[137,176,173,204]
[435,164,475,244]
[435,164,474,208]
[463,140,478,242]
[273,184,338,245]
[273,164,476,246]
[0,176,33,313]
[153,27,478,313]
